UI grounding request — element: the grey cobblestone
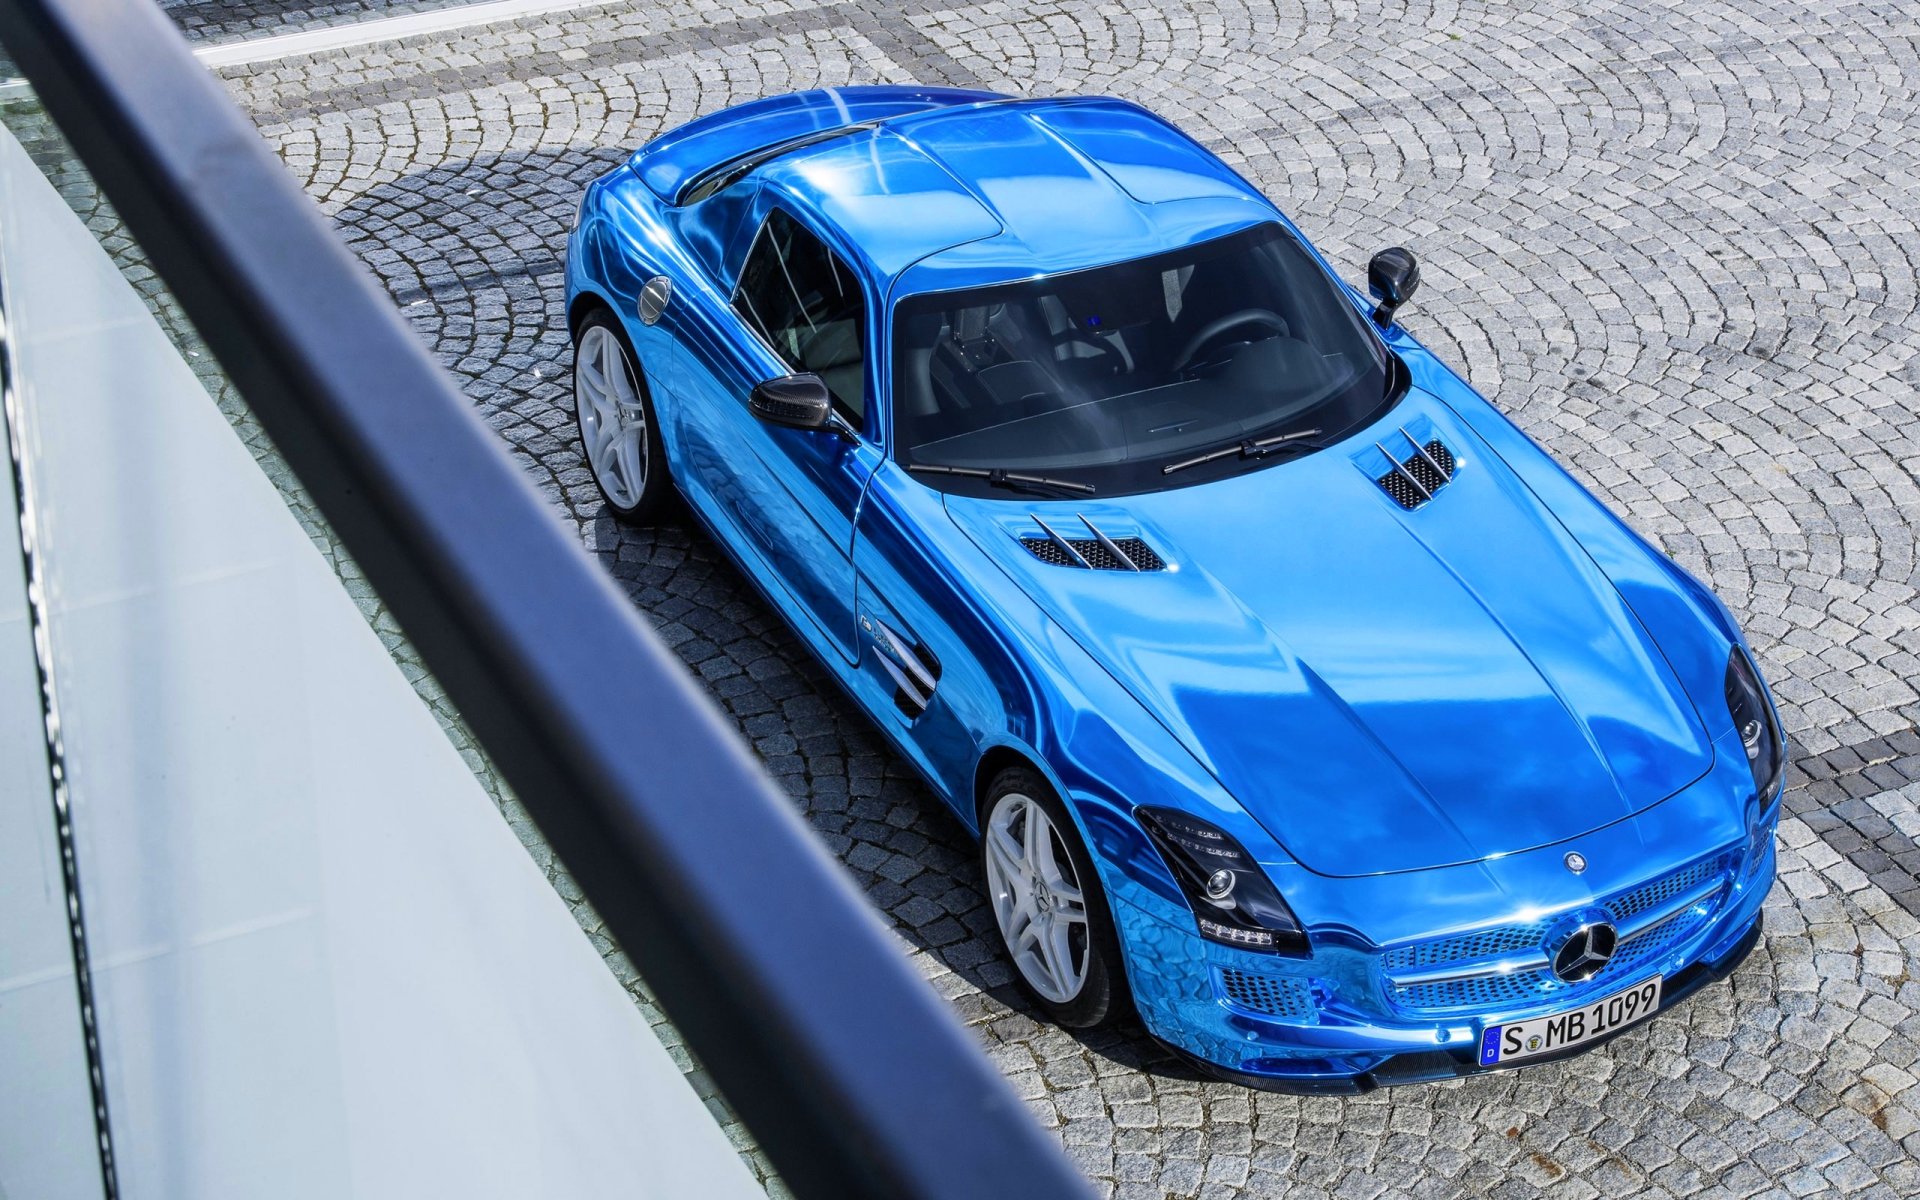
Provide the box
[1786,738,1920,915]
[67,0,1920,1194]
[161,0,494,44]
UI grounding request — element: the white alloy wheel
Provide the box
[574,322,649,509]
[984,791,1091,1004]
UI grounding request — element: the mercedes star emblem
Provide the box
[1564,851,1587,874]
[1551,921,1618,983]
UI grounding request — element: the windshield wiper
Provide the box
[909,463,1096,496]
[1161,428,1326,476]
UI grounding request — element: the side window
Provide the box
[733,209,867,425]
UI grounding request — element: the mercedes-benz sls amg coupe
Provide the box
[564,86,1783,1090]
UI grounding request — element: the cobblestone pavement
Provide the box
[184,1,1920,1194]
[160,0,492,43]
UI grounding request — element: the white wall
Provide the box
[0,289,106,1200]
[0,123,761,1200]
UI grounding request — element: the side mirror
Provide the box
[1367,247,1420,328]
[748,373,852,438]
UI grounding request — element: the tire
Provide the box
[573,308,669,523]
[980,767,1130,1028]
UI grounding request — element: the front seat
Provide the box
[799,319,864,419]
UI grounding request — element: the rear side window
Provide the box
[733,209,867,424]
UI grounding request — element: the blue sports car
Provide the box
[565,86,1783,1089]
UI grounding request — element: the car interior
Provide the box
[893,223,1384,475]
[732,208,867,423]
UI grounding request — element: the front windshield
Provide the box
[892,222,1402,496]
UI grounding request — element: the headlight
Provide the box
[1137,808,1309,955]
[1724,647,1784,805]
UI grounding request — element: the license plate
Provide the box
[1478,976,1663,1067]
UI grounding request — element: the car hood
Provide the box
[944,395,1715,877]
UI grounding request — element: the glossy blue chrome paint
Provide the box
[566,86,1782,1087]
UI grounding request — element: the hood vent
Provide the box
[1375,429,1456,510]
[1020,515,1165,571]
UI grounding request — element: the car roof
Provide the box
[663,91,1277,297]
[631,86,1000,201]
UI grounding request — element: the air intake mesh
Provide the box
[1378,440,1456,509]
[1019,536,1165,571]
[1220,969,1315,1020]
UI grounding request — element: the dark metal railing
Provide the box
[0,2,1089,1197]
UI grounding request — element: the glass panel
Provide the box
[893,222,1397,496]
[735,209,867,421]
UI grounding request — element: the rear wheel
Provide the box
[980,767,1128,1027]
[573,309,668,523]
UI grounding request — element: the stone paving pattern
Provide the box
[1789,735,1920,916]
[168,0,1920,1194]
[160,0,492,43]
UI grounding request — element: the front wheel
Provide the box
[573,309,669,523]
[980,768,1130,1028]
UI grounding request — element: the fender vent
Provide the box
[867,617,941,719]
[1019,515,1165,571]
[1376,430,1455,510]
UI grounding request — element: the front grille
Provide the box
[1380,922,1542,972]
[1377,438,1455,510]
[1388,907,1703,1012]
[1020,535,1165,571]
[1394,966,1558,1013]
[1610,856,1722,923]
[1380,854,1734,1017]
[1220,968,1315,1020]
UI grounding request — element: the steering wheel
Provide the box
[1170,308,1289,375]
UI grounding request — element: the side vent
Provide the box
[868,617,941,719]
[1375,428,1456,510]
[1019,515,1166,571]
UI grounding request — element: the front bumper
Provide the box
[1117,834,1775,1092]
[1171,909,1763,1093]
